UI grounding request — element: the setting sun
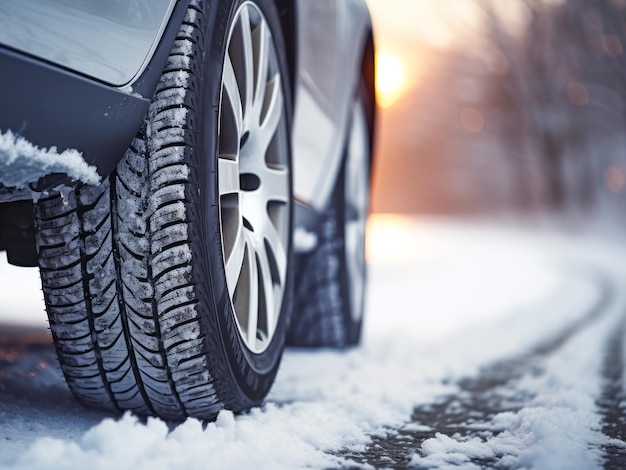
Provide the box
[376,53,406,108]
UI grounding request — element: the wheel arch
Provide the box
[273,0,298,110]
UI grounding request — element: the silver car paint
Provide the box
[0,0,372,211]
[292,0,371,211]
[0,0,175,86]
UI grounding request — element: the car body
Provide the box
[0,0,373,252]
[0,0,375,419]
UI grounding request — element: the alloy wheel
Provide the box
[218,2,290,354]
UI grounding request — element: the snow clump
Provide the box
[0,129,100,188]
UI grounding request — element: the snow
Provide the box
[2,216,626,468]
[0,252,44,326]
[0,129,100,189]
[293,227,318,252]
[409,303,625,469]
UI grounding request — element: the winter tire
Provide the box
[287,80,372,348]
[35,0,293,420]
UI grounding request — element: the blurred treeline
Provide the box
[373,0,626,220]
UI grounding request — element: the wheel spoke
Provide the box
[226,227,246,297]
[245,246,259,347]
[238,155,289,204]
[219,158,240,196]
[263,218,287,281]
[222,56,244,137]
[239,7,255,118]
[253,20,271,115]
[259,76,283,147]
[261,166,289,204]
[256,246,276,339]
[239,190,287,287]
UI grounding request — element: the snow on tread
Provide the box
[35,0,221,420]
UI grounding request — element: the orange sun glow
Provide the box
[375,53,406,108]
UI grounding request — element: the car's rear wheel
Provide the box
[287,80,372,348]
[35,0,292,420]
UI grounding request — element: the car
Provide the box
[0,0,375,420]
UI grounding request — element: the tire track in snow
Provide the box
[340,270,617,469]
[599,312,626,469]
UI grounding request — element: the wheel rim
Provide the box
[217,2,290,354]
[344,99,369,323]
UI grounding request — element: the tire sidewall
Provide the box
[191,0,293,405]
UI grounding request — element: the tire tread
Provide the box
[35,0,222,420]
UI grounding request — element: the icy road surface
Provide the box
[1,216,626,469]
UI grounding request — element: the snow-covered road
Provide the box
[1,216,626,469]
